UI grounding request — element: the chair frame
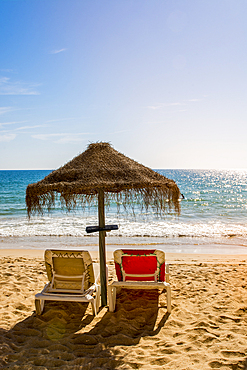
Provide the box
[35,250,101,316]
[108,249,171,313]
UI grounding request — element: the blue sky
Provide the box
[0,0,246,170]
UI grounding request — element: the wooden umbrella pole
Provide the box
[98,188,107,306]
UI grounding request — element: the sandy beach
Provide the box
[0,248,246,369]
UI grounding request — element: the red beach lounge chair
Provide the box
[108,249,171,313]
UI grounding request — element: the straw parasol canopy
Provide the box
[26,142,181,307]
[26,142,180,216]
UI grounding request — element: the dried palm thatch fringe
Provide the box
[26,142,181,217]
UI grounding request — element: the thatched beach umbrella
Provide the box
[26,142,181,306]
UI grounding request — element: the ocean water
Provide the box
[0,169,247,253]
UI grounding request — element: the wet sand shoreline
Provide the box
[1,234,247,255]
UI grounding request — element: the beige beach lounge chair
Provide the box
[35,250,101,316]
[108,249,171,313]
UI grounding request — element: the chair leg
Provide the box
[96,286,100,313]
[166,285,171,313]
[35,299,44,315]
[108,286,113,312]
[91,300,97,315]
[112,287,116,311]
[108,286,116,312]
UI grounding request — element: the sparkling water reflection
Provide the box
[0,170,247,249]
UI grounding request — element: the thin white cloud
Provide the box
[0,124,49,137]
[148,102,185,110]
[0,107,13,115]
[148,104,163,110]
[32,133,89,144]
[15,124,48,131]
[0,121,28,128]
[109,129,131,134]
[55,136,87,144]
[0,77,40,95]
[165,102,185,106]
[32,133,68,140]
[50,48,67,54]
[148,98,203,110]
[45,117,79,123]
[0,134,16,142]
[0,69,14,73]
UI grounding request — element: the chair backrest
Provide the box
[44,250,95,290]
[113,249,166,282]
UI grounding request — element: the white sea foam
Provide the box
[1,214,247,239]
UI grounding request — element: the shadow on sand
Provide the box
[0,289,170,369]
